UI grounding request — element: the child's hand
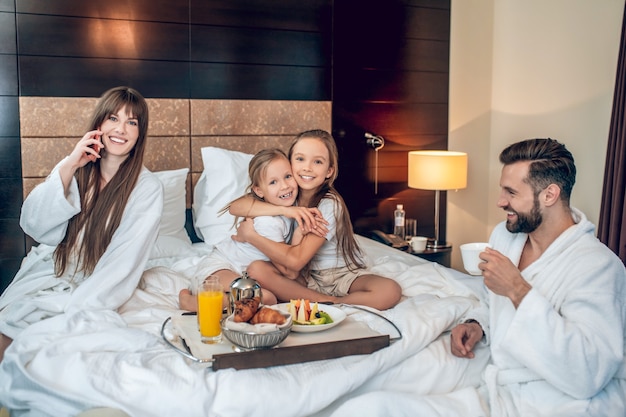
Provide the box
[285,207,328,235]
[309,213,328,238]
[231,217,256,243]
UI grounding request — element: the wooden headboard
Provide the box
[20,97,332,209]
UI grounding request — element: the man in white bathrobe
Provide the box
[448,138,626,416]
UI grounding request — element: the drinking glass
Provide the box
[197,275,223,344]
[405,218,417,241]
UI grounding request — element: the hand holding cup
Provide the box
[460,242,490,275]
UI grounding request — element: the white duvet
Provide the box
[0,237,488,417]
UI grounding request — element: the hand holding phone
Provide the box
[85,131,103,162]
[88,135,101,153]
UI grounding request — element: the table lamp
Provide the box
[408,150,468,249]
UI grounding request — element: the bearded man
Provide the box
[449,138,626,416]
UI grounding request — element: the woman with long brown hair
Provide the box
[0,86,163,361]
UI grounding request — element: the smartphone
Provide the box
[87,135,101,156]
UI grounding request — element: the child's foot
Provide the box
[179,288,198,312]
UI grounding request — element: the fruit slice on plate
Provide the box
[277,303,346,333]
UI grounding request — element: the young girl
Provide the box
[178,148,299,311]
[231,129,402,310]
[0,86,163,361]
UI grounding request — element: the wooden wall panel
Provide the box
[17,15,190,60]
[0,221,24,257]
[336,103,448,136]
[0,96,18,136]
[334,38,449,72]
[19,56,191,97]
[0,137,20,178]
[405,6,451,39]
[0,178,21,218]
[333,69,448,103]
[190,64,330,100]
[190,0,332,31]
[0,55,17,96]
[191,26,329,66]
[0,12,15,53]
[332,0,450,241]
[0,4,20,292]
[16,0,190,22]
[0,0,14,13]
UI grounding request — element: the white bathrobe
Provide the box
[0,163,163,339]
[476,208,626,416]
[328,208,626,417]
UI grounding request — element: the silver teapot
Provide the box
[228,272,262,315]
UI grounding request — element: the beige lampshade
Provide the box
[408,151,468,190]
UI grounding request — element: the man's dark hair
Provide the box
[499,138,576,202]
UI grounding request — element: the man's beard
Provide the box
[505,197,542,233]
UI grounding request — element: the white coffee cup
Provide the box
[410,236,428,252]
[460,242,490,275]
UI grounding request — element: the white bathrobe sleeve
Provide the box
[20,160,82,246]
[65,168,163,313]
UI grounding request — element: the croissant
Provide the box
[250,307,286,325]
[233,297,261,322]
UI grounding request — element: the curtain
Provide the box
[598,4,626,265]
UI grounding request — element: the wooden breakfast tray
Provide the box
[161,304,401,371]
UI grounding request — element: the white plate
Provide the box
[276,303,346,333]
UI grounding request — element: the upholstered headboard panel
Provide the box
[20,97,331,209]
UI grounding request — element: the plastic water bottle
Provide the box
[393,204,405,239]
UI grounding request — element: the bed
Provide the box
[0,142,490,417]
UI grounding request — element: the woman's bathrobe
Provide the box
[0,163,163,339]
[474,208,626,416]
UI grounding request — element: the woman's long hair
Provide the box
[288,129,366,270]
[54,86,149,277]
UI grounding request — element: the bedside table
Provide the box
[408,245,452,268]
[365,230,452,267]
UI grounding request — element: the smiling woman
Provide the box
[0,86,163,362]
[96,106,141,185]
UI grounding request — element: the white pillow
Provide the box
[193,147,253,245]
[151,168,192,258]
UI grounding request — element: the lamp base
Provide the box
[427,239,449,250]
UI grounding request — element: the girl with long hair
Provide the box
[178,148,299,310]
[0,86,163,361]
[231,129,402,310]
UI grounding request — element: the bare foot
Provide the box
[178,289,198,312]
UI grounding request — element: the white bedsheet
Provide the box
[0,237,488,417]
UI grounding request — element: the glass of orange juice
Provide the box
[197,275,223,344]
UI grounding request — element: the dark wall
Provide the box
[0,1,22,294]
[0,0,450,293]
[332,0,450,236]
[15,0,332,98]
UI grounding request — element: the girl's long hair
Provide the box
[54,86,149,277]
[289,129,366,270]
